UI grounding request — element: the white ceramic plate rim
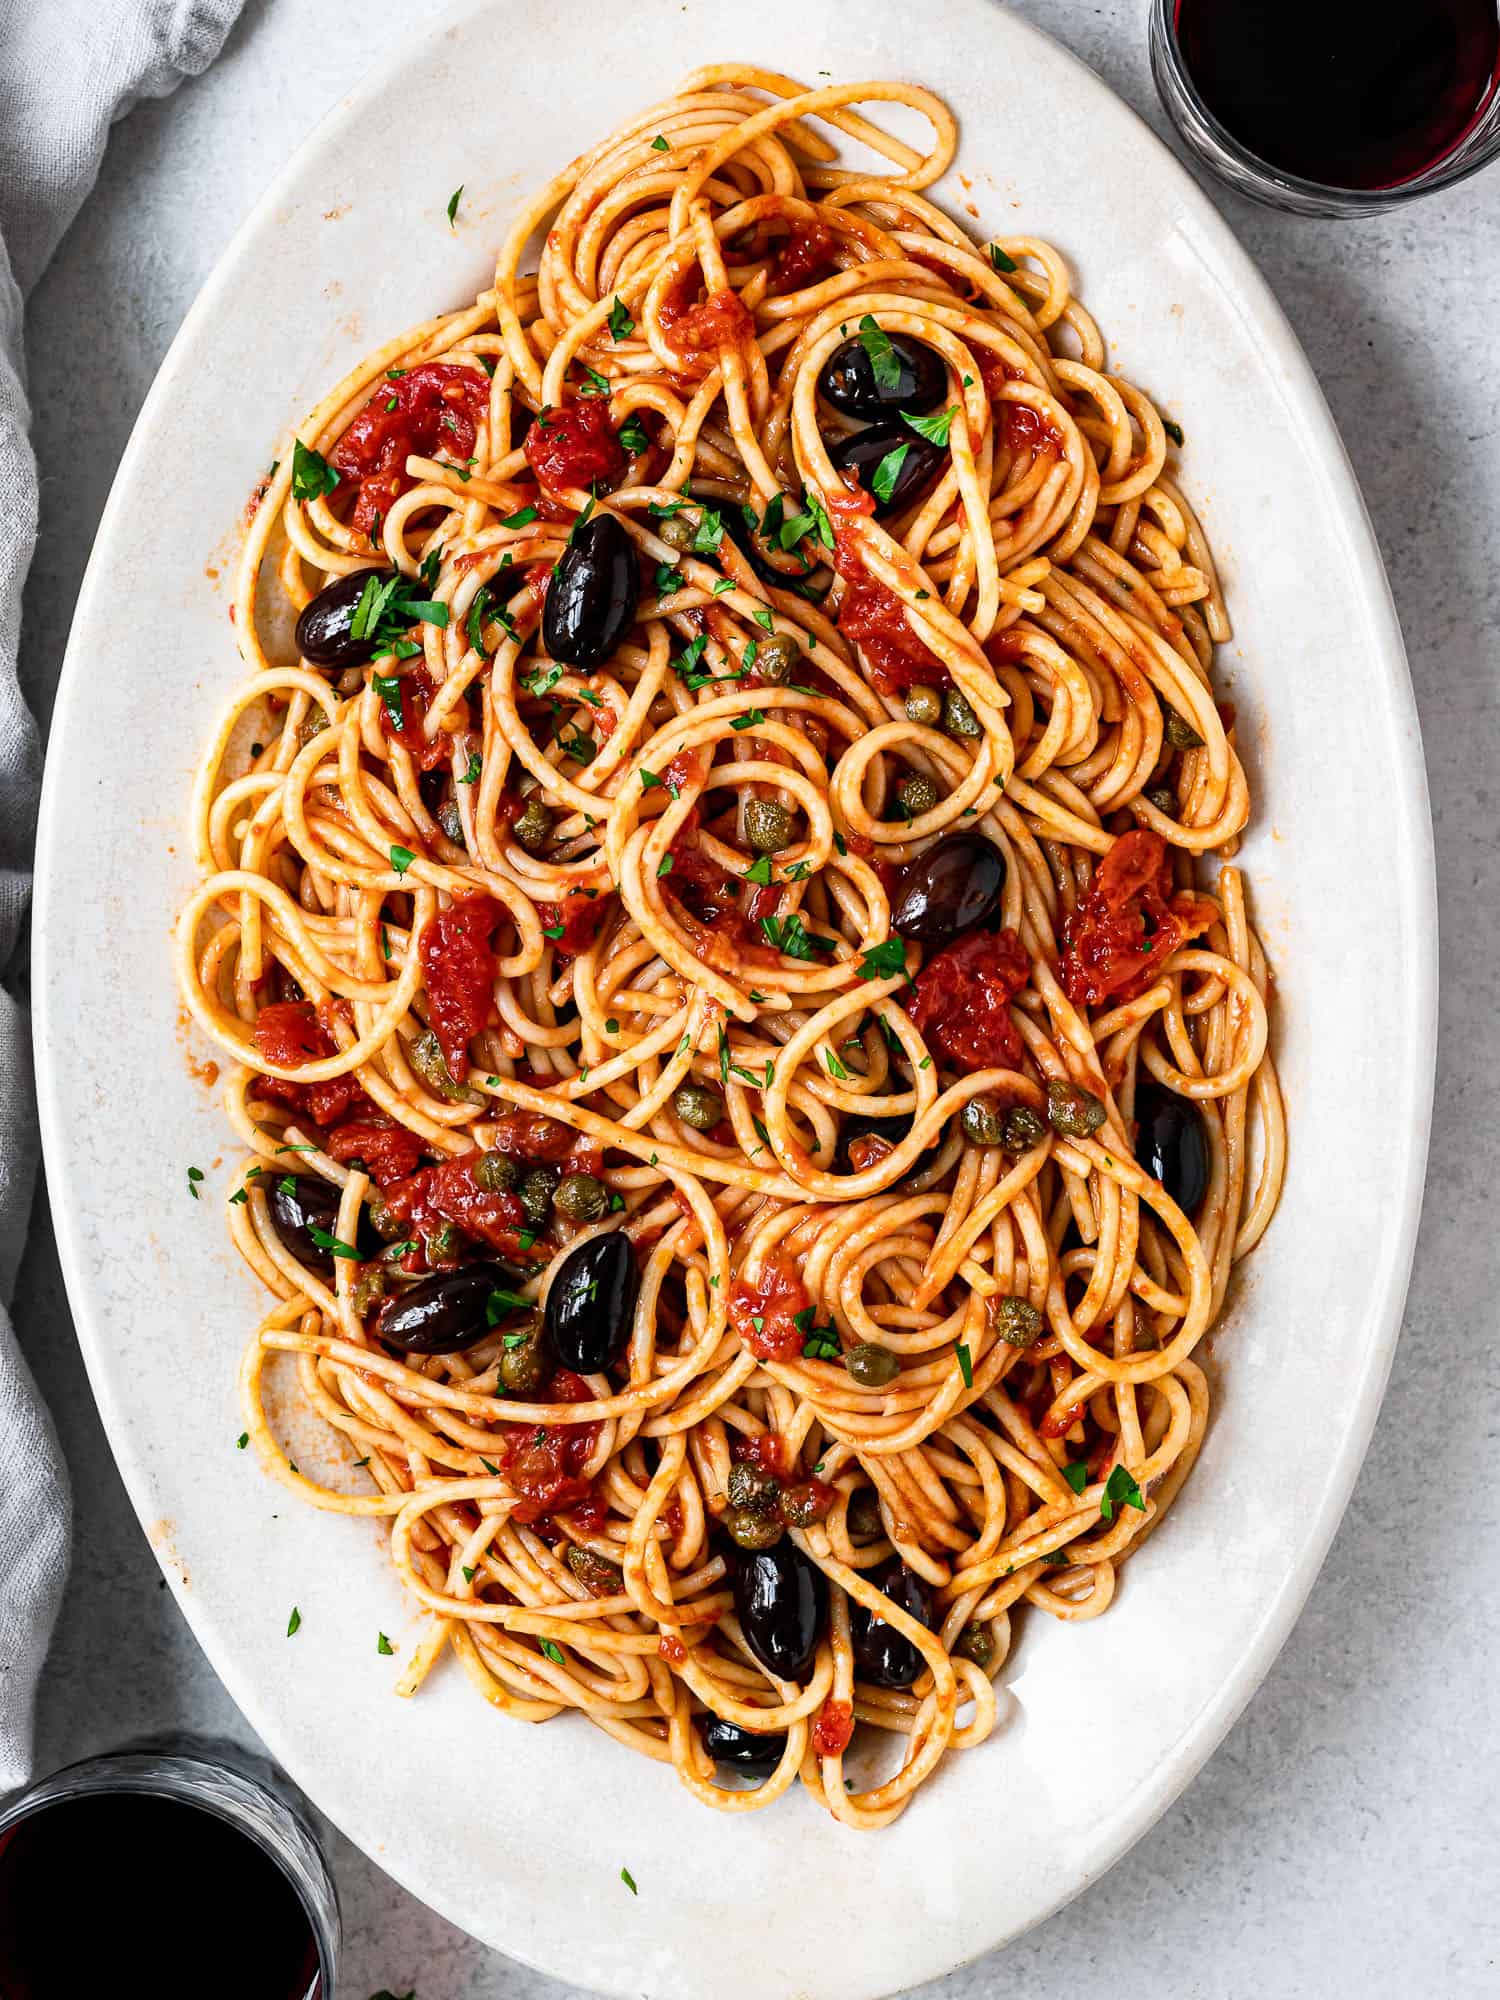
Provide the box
[34,4,1436,1993]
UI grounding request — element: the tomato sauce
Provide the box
[420,894,504,1080]
[662,820,780,973]
[333,363,489,537]
[812,1699,854,1757]
[381,1151,529,1264]
[485,1109,578,1162]
[251,1000,371,1126]
[523,398,625,498]
[775,217,838,290]
[537,888,611,957]
[659,281,755,376]
[728,1257,811,1362]
[658,1634,688,1666]
[501,1368,602,1523]
[730,1431,791,1479]
[1058,829,1217,1007]
[324,1119,423,1186]
[977,353,1065,458]
[381,665,453,774]
[832,504,949,695]
[910,926,1031,1074]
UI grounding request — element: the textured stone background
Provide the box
[15,3,1498,1994]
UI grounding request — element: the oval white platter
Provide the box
[33,1,1436,1994]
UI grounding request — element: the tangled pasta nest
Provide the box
[177,66,1284,1827]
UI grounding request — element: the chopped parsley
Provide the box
[377,1632,395,1655]
[1062,1461,1090,1495]
[539,1639,565,1665]
[857,313,901,392]
[657,854,674,877]
[730,708,766,730]
[650,134,669,150]
[955,1342,974,1389]
[446,184,464,227]
[501,504,538,528]
[690,505,725,555]
[459,750,482,786]
[286,1607,302,1637]
[760,912,833,960]
[824,1049,848,1080]
[870,442,910,504]
[903,404,956,447]
[618,413,649,455]
[744,853,774,886]
[1100,1463,1146,1523]
[608,295,635,341]
[579,364,610,397]
[804,490,835,551]
[291,440,339,503]
[989,243,1018,274]
[308,1225,362,1260]
[621,1865,639,1893]
[235,1432,249,1449]
[371,673,405,729]
[857,937,909,982]
[186,1165,204,1200]
[389,844,415,877]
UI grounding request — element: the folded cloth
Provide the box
[0,0,245,1791]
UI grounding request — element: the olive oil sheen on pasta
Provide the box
[1174,0,1500,188]
[0,1793,320,1997]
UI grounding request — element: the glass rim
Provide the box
[0,1748,338,1997]
[1149,0,1500,213]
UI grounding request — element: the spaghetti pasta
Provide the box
[177,67,1284,1826]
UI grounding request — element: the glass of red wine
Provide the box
[1151,0,1500,212]
[0,1743,338,1997]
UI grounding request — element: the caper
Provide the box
[409,1027,484,1105]
[426,1222,459,1260]
[995,1295,1045,1349]
[438,798,465,845]
[351,1266,386,1318]
[725,1503,784,1550]
[845,1341,899,1387]
[754,632,800,684]
[954,1620,996,1668]
[673,1082,724,1132]
[473,1149,518,1193]
[898,773,940,817]
[744,798,793,854]
[297,709,329,747]
[565,1542,621,1597]
[846,1488,884,1542]
[1046,1076,1106,1138]
[905,684,943,727]
[960,1095,1005,1146]
[1002,1104,1047,1154]
[1145,784,1178,815]
[518,1164,559,1227]
[658,510,696,551]
[1164,707,1204,750]
[942,687,981,739]
[779,1479,834,1528]
[513,797,553,853]
[727,1462,781,1515]
[367,1197,407,1241]
[498,1318,550,1393]
[554,1172,608,1222]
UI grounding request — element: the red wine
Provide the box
[1174,0,1500,188]
[0,1793,320,1997]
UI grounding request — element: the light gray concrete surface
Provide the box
[14,2,1499,1994]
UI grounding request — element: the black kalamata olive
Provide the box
[294,568,398,670]
[890,833,1005,946]
[699,1714,787,1778]
[827,421,947,519]
[267,1174,343,1275]
[733,1541,828,1682]
[544,1231,639,1374]
[1134,1078,1210,1213]
[850,1559,932,1689]
[376,1261,517,1355]
[541,512,639,670]
[819,332,946,420]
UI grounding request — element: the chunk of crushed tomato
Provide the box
[420,894,503,1080]
[380,1151,529,1265]
[501,1368,602,1523]
[833,512,949,694]
[380,665,452,773]
[775,217,838,290]
[812,1699,854,1757]
[910,927,1031,1074]
[659,282,755,375]
[333,363,489,538]
[324,1120,423,1186]
[976,353,1065,458]
[728,1257,812,1362]
[537,889,610,957]
[486,1109,578,1162]
[523,398,624,498]
[251,1000,370,1125]
[1058,829,1217,1007]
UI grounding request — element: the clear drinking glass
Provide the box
[0,1740,339,1995]
[1149,0,1500,214]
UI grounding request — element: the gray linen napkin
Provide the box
[0,0,244,1790]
